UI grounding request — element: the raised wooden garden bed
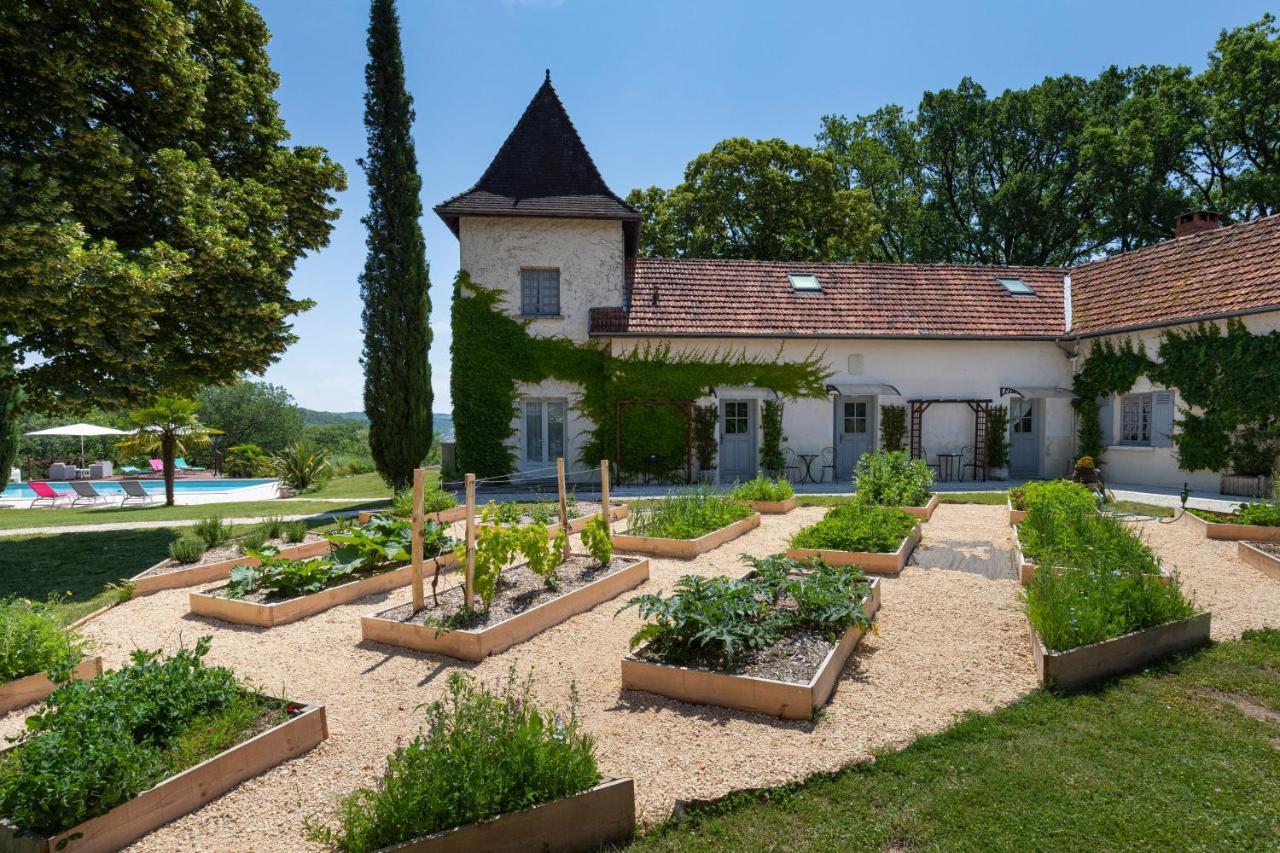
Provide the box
[0,700,327,853]
[1028,612,1211,690]
[899,493,939,521]
[747,497,796,514]
[1238,541,1280,581]
[611,513,761,559]
[621,580,881,720]
[189,554,459,628]
[1010,525,1170,586]
[357,505,470,526]
[130,539,332,597]
[0,658,101,715]
[1179,509,1280,542]
[378,776,635,853]
[362,556,650,661]
[356,504,629,532]
[785,524,921,575]
[1007,497,1026,526]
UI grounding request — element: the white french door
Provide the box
[522,399,566,473]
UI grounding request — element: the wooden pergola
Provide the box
[907,398,992,481]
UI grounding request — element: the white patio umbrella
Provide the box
[24,423,130,469]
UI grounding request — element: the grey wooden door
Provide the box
[719,400,757,481]
[1009,398,1040,476]
[835,396,874,479]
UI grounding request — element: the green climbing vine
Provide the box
[1072,320,1280,473]
[451,273,831,478]
[760,400,785,473]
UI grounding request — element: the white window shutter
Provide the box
[1096,396,1113,448]
[1151,391,1175,447]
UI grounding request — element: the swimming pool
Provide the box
[2,478,278,500]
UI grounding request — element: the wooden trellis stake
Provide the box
[599,459,611,540]
[410,468,425,612]
[556,457,569,530]
[464,473,476,607]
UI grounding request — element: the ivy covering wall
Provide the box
[1072,320,1280,473]
[451,274,831,477]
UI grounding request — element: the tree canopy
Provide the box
[631,15,1280,266]
[0,0,346,411]
[196,380,305,454]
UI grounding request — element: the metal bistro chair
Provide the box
[919,448,943,479]
[960,445,985,482]
[781,447,802,484]
[818,447,836,484]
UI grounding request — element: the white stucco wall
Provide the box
[458,216,625,342]
[610,336,1076,481]
[1078,310,1280,490]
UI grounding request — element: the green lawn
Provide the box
[629,630,1280,851]
[0,497,385,530]
[305,470,415,499]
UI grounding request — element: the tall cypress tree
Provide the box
[360,0,432,491]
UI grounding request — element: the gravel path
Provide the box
[0,506,1042,850]
[1135,514,1280,640]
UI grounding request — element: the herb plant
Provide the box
[192,516,230,548]
[627,486,753,540]
[284,521,307,543]
[581,516,613,565]
[620,555,873,670]
[238,527,269,553]
[0,638,282,835]
[168,534,207,564]
[0,596,88,683]
[730,475,795,502]
[1234,502,1280,526]
[852,450,934,508]
[305,668,597,853]
[790,505,916,553]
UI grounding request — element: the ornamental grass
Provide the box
[627,486,753,540]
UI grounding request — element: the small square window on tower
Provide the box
[521,269,561,316]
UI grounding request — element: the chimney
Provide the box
[1174,210,1221,238]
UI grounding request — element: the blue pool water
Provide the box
[2,478,277,500]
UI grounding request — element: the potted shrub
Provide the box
[0,638,326,853]
[0,597,101,714]
[305,668,633,852]
[361,514,648,661]
[612,486,759,558]
[729,475,796,513]
[787,504,920,574]
[851,450,938,520]
[1069,455,1103,487]
[619,555,880,720]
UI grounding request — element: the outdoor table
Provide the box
[796,453,820,484]
[936,453,962,482]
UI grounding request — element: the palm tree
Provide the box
[118,398,218,506]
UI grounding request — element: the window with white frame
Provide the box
[520,269,560,316]
[523,398,566,466]
[1120,393,1152,445]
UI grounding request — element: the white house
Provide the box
[437,76,1280,491]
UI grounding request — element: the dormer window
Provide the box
[998,276,1035,296]
[521,268,560,316]
[789,272,821,291]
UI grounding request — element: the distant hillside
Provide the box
[301,409,453,436]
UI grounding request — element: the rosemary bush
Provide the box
[730,475,795,502]
[626,486,752,540]
[790,505,916,553]
[852,450,934,507]
[620,555,873,670]
[168,534,207,564]
[191,516,230,548]
[305,669,597,853]
[0,597,87,683]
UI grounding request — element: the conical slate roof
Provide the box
[435,72,639,237]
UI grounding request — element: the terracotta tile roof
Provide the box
[1070,213,1280,335]
[435,74,638,235]
[591,258,1066,338]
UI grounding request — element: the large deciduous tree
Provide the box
[627,138,880,261]
[359,0,432,491]
[0,1,346,414]
[197,380,305,454]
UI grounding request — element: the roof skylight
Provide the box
[998,277,1035,296]
[789,273,821,291]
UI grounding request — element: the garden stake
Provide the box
[600,459,611,541]
[410,467,425,612]
[464,473,476,608]
[557,457,569,530]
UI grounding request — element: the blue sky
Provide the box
[256,0,1272,414]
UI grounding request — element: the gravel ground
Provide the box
[0,505,1055,850]
[1135,514,1280,640]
